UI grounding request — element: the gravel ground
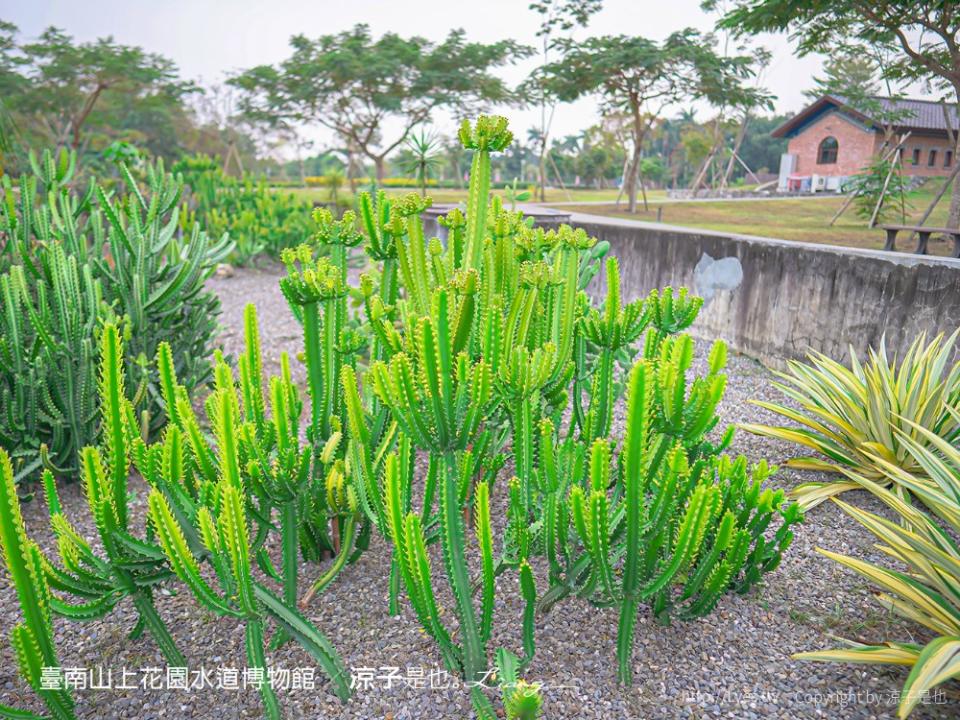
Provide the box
[0,261,955,719]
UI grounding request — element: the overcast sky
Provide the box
[3,0,836,157]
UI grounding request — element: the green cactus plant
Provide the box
[0,448,76,720]
[148,479,351,717]
[536,359,802,685]
[0,152,232,483]
[459,115,514,271]
[0,114,800,720]
[173,154,315,265]
[578,256,650,441]
[0,250,104,481]
[368,284,497,689]
[280,228,361,451]
[144,309,354,716]
[150,303,363,653]
[496,648,543,720]
[40,324,185,666]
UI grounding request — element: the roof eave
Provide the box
[774,95,877,138]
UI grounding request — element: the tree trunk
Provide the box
[949,121,960,230]
[948,164,960,230]
[720,114,750,189]
[945,93,960,229]
[537,136,550,202]
[691,118,726,193]
[625,141,642,213]
[626,103,645,214]
[71,83,106,150]
[375,156,386,184]
[615,154,630,208]
[346,147,358,193]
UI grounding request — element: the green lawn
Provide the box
[279,185,651,205]
[276,180,958,255]
[551,181,958,255]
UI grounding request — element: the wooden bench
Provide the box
[880,224,960,257]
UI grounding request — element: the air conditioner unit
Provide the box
[810,174,827,192]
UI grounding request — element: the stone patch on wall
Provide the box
[693,253,744,304]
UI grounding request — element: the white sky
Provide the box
[0,0,857,158]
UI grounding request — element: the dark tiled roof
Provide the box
[864,96,959,132]
[773,95,959,138]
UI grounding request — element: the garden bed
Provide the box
[0,263,952,719]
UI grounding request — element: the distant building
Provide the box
[773,95,959,193]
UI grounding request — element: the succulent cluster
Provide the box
[0,116,799,720]
[0,149,231,483]
[333,117,800,715]
[174,154,316,265]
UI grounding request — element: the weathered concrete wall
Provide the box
[573,215,960,368]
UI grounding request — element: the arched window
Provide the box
[817,137,838,165]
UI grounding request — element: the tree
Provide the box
[575,123,624,188]
[395,129,444,197]
[0,24,195,153]
[229,24,531,182]
[541,30,754,212]
[718,0,960,226]
[846,157,913,224]
[802,49,913,150]
[526,0,604,200]
[689,48,774,192]
[736,113,789,177]
[803,52,882,103]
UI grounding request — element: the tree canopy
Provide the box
[0,22,196,152]
[229,24,532,180]
[717,1,960,96]
[540,29,762,210]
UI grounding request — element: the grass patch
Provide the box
[554,180,959,255]
[274,179,959,255]
[278,186,654,205]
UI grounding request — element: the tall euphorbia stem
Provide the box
[440,451,485,683]
[302,301,324,444]
[463,146,491,272]
[320,296,340,441]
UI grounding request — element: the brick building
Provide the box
[773,95,959,192]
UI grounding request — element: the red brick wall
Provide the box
[901,135,957,177]
[786,111,877,177]
[786,110,957,178]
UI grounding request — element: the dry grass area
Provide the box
[555,181,958,255]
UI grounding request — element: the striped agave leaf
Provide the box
[796,432,960,718]
[740,330,960,509]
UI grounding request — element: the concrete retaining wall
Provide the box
[572,215,960,368]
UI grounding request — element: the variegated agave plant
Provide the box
[741,331,960,509]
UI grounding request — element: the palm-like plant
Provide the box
[397,128,444,197]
